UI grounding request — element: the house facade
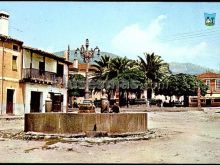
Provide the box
[0,11,72,115]
[189,71,220,107]
[21,46,71,113]
[0,35,24,115]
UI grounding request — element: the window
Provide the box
[12,44,19,51]
[205,79,210,89]
[216,79,220,90]
[12,56,17,71]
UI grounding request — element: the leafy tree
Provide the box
[155,73,208,106]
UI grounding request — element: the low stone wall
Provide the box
[24,113,148,135]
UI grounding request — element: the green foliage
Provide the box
[138,52,171,83]
[68,74,85,97]
[138,52,171,99]
[91,55,146,90]
[155,73,208,105]
[90,55,146,104]
[90,54,111,81]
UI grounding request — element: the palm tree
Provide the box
[91,55,145,106]
[90,54,111,81]
[109,57,146,106]
[138,52,171,99]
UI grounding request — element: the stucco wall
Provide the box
[23,50,57,73]
[24,83,67,113]
[0,46,21,79]
[45,57,56,72]
[23,49,30,68]
[32,52,43,69]
[0,80,25,115]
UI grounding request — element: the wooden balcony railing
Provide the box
[21,68,67,87]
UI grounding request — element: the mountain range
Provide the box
[54,50,218,75]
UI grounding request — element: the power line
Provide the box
[161,26,220,39]
[160,26,220,42]
[160,31,220,42]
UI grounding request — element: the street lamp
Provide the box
[74,39,100,99]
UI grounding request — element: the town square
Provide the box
[0,2,220,163]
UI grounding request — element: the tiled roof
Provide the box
[0,34,23,44]
[0,35,72,65]
[197,71,220,78]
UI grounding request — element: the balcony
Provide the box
[21,68,67,87]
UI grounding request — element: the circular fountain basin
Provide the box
[24,112,148,136]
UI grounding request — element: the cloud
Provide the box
[111,15,209,66]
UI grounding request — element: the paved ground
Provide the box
[0,108,220,163]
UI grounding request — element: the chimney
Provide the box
[0,11,9,36]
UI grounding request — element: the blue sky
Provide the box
[1,2,220,70]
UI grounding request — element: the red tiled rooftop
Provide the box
[197,72,220,79]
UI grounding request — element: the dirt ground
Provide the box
[0,108,220,163]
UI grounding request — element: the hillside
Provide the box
[54,50,217,75]
[169,62,217,75]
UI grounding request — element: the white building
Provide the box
[21,46,72,113]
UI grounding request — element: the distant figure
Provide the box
[101,97,109,113]
[110,103,120,113]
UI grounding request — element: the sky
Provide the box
[1,1,220,70]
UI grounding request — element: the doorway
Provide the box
[6,89,14,114]
[50,93,63,112]
[30,91,42,112]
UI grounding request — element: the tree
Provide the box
[156,73,208,106]
[107,57,132,106]
[68,74,85,97]
[138,52,171,99]
[113,59,145,106]
[90,54,111,81]
[90,54,113,101]
[91,55,145,106]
